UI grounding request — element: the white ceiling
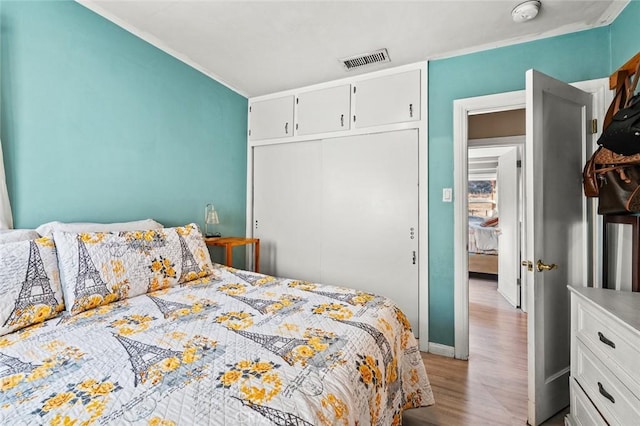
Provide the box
[77,0,628,98]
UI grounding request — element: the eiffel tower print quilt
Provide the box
[0,237,434,424]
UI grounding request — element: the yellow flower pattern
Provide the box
[312,303,353,320]
[317,393,350,426]
[216,359,283,405]
[35,377,122,425]
[214,311,254,330]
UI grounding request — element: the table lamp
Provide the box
[204,204,221,237]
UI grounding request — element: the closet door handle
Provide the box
[598,331,616,349]
[598,382,615,404]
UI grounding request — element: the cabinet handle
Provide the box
[598,331,616,349]
[598,382,615,404]
[285,122,289,134]
[409,103,413,118]
[340,114,344,127]
[412,251,416,265]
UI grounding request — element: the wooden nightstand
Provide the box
[204,237,260,272]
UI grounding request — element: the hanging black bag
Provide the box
[598,62,640,155]
[597,94,640,155]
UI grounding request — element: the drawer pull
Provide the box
[598,382,615,404]
[598,331,616,349]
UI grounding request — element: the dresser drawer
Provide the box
[569,377,607,426]
[574,341,640,425]
[575,295,640,396]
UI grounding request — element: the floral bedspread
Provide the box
[0,265,433,425]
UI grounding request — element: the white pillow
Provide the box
[36,219,163,237]
[0,229,40,244]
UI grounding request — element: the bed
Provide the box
[0,223,433,425]
[468,215,500,275]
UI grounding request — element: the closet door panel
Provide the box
[253,141,322,280]
[321,130,419,332]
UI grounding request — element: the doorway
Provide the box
[467,111,529,420]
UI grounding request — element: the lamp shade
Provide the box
[204,204,221,237]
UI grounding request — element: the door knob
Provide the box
[536,259,557,272]
[521,260,533,271]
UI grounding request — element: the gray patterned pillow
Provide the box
[0,238,65,336]
[54,224,214,315]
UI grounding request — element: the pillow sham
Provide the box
[0,229,40,244]
[36,218,163,237]
[0,238,65,336]
[54,223,213,315]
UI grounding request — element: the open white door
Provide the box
[525,70,592,425]
[497,147,519,308]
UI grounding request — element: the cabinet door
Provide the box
[249,96,294,141]
[320,130,420,333]
[296,84,351,135]
[354,69,420,128]
[252,142,322,280]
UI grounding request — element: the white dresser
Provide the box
[567,286,640,425]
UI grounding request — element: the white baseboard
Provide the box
[428,342,455,358]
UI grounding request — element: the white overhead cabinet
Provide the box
[354,69,421,128]
[249,95,294,141]
[296,84,351,135]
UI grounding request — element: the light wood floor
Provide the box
[403,276,568,425]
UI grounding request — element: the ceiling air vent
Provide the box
[340,48,390,71]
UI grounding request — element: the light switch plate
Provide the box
[443,188,452,202]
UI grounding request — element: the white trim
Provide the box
[427,342,455,358]
[571,78,614,289]
[454,91,526,360]
[76,1,247,97]
[419,63,429,352]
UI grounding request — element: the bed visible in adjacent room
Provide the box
[468,215,499,275]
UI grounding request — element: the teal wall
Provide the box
[0,1,248,250]
[610,0,640,71]
[428,27,617,345]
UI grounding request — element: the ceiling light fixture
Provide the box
[511,0,541,23]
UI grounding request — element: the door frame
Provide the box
[453,78,610,360]
[453,90,525,360]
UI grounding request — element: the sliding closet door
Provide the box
[321,130,419,332]
[253,141,322,280]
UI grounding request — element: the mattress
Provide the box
[0,264,433,425]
